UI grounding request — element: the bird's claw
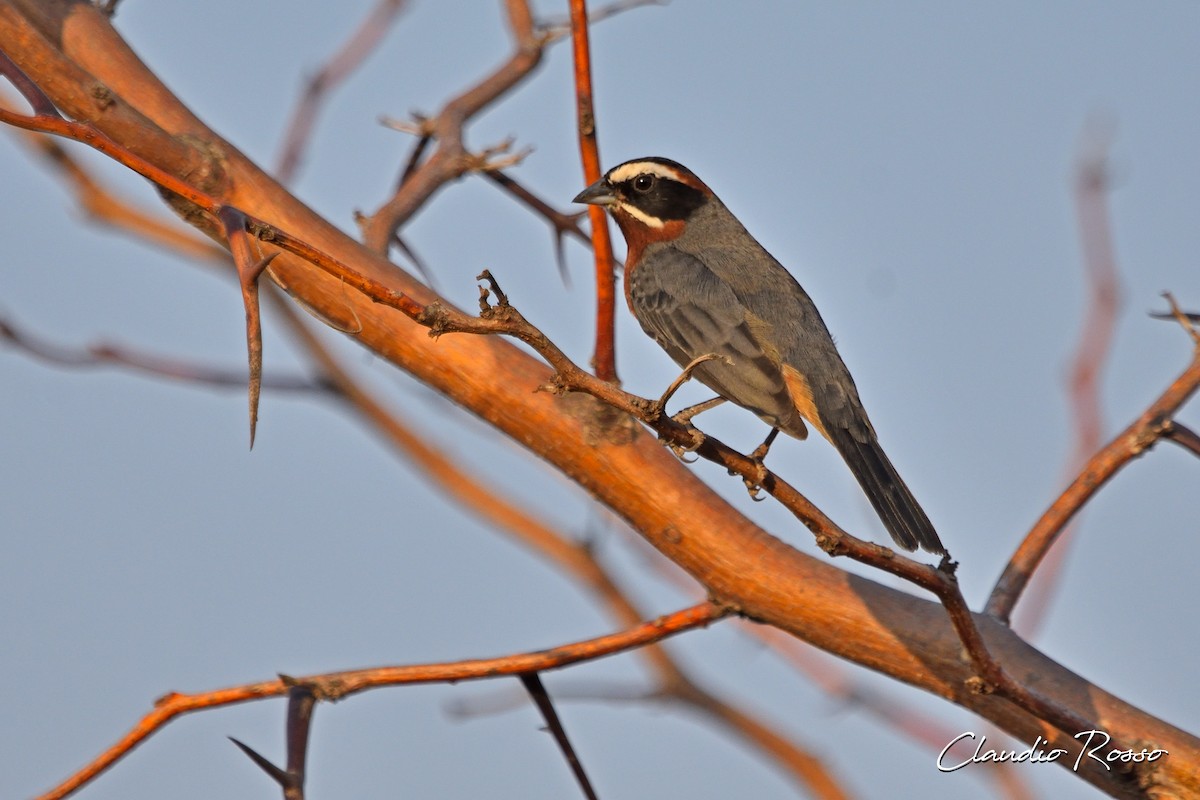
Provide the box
[743,478,767,501]
[661,421,705,463]
[668,443,700,464]
[741,464,769,501]
[739,437,774,500]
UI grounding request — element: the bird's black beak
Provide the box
[572,179,616,207]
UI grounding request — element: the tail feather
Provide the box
[828,428,944,555]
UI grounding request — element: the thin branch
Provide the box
[538,0,667,42]
[0,102,224,262]
[1154,294,1200,346]
[360,0,544,252]
[484,169,592,284]
[391,112,432,187]
[1152,309,1200,324]
[1012,123,1124,637]
[0,314,331,394]
[987,301,1200,622]
[0,98,219,219]
[0,46,62,117]
[520,674,598,800]
[568,0,619,383]
[275,0,410,184]
[390,232,436,287]
[1164,421,1200,458]
[34,603,726,800]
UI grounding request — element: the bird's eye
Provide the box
[632,174,655,193]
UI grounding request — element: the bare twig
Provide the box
[34,603,726,800]
[538,0,667,42]
[389,111,433,186]
[1011,124,1124,637]
[520,674,598,800]
[0,314,330,394]
[0,47,62,117]
[987,299,1200,622]
[275,0,410,183]
[361,0,544,252]
[1165,421,1200,458]
[568,0,619,383]
[1155,293,1200,346]
[485,169,592,283]
[1152,309,1200,324]
[2,123,225,262]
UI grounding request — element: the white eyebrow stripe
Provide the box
[608,161,683,185]
[615,200,665,229]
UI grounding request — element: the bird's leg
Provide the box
[648,353,728,463]
[742,428,780,501]
[672,396,725,425]
[651,353,726,416]
[749,427,781,462]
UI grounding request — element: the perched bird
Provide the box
[574,157,944,555]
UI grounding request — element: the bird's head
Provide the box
[573,157,714,243]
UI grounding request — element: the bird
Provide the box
[573,157,944,555]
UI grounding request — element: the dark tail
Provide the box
[828,428,944,555]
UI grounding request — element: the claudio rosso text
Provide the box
[938,730,1166,773]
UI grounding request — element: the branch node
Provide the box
[418,302,451,338]
[248,219,279,243]
[536,374,570,395]
[1160,291,1200,347]
[88,82,116,110]
[964,676,995,696]
[380,111,435,138]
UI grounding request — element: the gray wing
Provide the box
[701,239,875,442]
[627,246,805,436]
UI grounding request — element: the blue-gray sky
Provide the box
[4,2,1198,798]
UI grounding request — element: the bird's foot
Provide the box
[740,465,769,502]
[748,428,780,462]
[740,428,779,501]
[660,419,706,463]
[650,354,729,417]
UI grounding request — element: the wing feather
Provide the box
[628,247,805,436]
